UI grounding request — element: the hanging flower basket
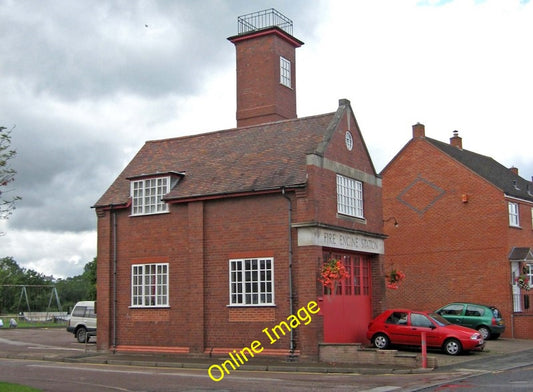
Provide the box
[319,258,350,293]
[516,264,531,291]
[385,268,405,290]
[516,275,530,291]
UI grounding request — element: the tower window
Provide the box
[280,56,291,88]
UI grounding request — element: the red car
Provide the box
[366,309,485,355]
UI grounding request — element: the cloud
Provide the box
[0,0,325,277]
[417,0,454,6]
[0,227,95,279]
[0,0,531,279]
[2,2,223,100]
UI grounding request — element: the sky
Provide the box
[1,0,532,279]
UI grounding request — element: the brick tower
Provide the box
[228,9,304,127]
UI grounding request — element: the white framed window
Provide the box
[508,202,520,227]
[337,174,364,218]
[229,258,274,306]
[531,207,533,229]
[131,263,169,307]
[280,56,291,88]
[131,177,170,215]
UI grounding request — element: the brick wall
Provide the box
[95,105,386,356]
[512,314,533,339]
[232,31,298,127]
[382,138,527,336]
[96,209,112,351]
[203,194,294,351]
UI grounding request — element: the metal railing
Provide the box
[237,8,293,36]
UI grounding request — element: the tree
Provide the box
[0,126,21,223]
[0,256,50,313]
[0,257,97,314]
[0,256,22,314]
[54,258,97,311]
[82,257,97,300]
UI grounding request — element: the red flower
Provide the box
[319,258,350,290]
[385,268,405,290]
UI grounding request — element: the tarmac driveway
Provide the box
[0,327,97,361]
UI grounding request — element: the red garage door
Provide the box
[321,252,372,343]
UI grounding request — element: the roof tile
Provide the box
[427,138,533,202]
[94,113,336,207]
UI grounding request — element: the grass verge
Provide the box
[0,381,42,391]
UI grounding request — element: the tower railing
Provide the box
[237,8,293,36]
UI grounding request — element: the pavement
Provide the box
[2,328,533,375]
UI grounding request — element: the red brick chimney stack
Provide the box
[450,130,463,149]
[412,123,425,138]
[228,9,303,128]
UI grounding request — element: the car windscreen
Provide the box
[429,313,451,326]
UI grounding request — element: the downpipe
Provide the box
[282,188,296,359]
[112,209,118,353]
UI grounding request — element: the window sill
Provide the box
[337,213,366,224]
[227,304,276,308]
[279,82,294,90]
[129,306,170,309]
[130,211,170,217]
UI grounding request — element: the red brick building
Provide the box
[381,123,533,339]
[93,10,386,359]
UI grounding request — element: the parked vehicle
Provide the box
[66,301,96,343]
[366,309,484,355]
[435,302,505,340]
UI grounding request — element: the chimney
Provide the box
[228,9,303,127]
[412,123,425,138]
[450,130,462,149]
[510,166,519,175]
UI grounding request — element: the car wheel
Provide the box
[443,338,462,355]
[77,327,88,343]
[372,333,390,349]
[478,326,491,340]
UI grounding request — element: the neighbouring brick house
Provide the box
[93,10,386,359]
[381,123,533,339]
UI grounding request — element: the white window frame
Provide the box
[508,202,520,227]
[229,258,274,306]
[280,56,291,88]
[131,263,169,307]
[131,176,170,216]
[527,264,533,290]
[337,174,364,218]
[512,262,522,312]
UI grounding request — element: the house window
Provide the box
[131,177,170,215]
[527,264,533,290]
[508,202,520,227]
[131,263,169,307]
[280,56,291,88]
[229,258,274,306]
[531,207,533,229]
[337,174,364,218]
